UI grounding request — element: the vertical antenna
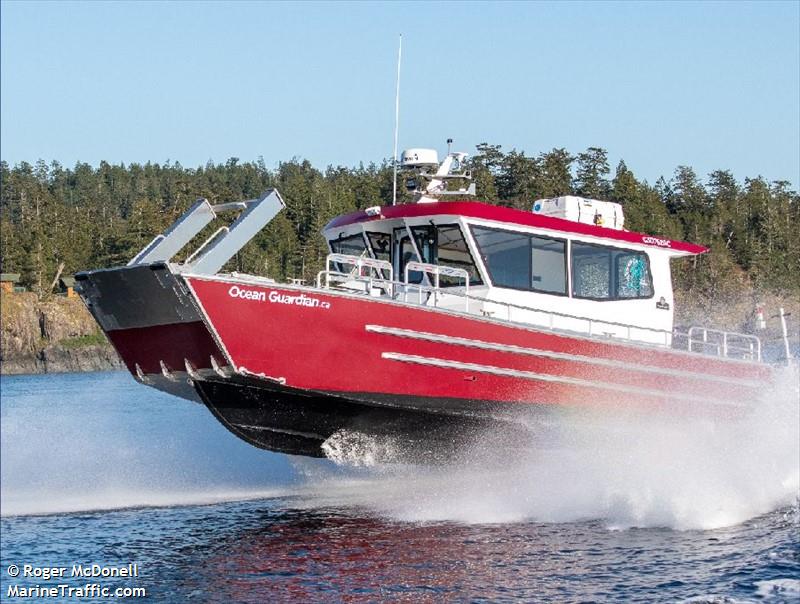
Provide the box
[392,34,402,206]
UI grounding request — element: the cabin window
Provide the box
[615,252,653,298]
[366,232,391,264]
[471,226,566,294]
[531,236,567,294]
[571,242,653,300]
[330,233,367,256]
[329,233,368,273]
[436,225,483,286]
[410,224,482,287]
[470,227,529,289]
[395,229,424,284]
[366,232,392,279]
[571,243,611,299]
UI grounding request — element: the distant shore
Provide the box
[0,291,122,375]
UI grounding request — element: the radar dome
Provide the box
[400,148,439,167]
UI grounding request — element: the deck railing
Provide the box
[315,253,761,362]
[684,326,761,362]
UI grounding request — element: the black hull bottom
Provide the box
[193,376,532,463]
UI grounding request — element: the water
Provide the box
[1,371,798,602]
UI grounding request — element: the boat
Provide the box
[76,146,770,462]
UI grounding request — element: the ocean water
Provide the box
[1,370,798,603]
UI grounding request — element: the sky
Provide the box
[2,1,799,188]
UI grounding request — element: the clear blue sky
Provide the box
[2,1,798,187]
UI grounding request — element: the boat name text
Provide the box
[641,236,671,248]
[268,290,331,309]
[228,285,267,301]
[228,285,331,309]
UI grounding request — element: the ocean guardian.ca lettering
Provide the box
[227,285,266,301]
[228,285,330,309]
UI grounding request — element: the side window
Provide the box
[436,225,483,286]
[366,232,391,263]
[471,227,530,290]
[615,252,653,298]
[471,226,565,294]
[572,242,611,299]
[572,242,654,300]
[329,233,368,274]
[366,232,392,279]
[530,236,566,294]
[410,225,483,287]
[330,233,367,256]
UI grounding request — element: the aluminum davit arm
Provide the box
[128,189,286,275]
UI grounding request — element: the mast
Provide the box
[392,34,402,206]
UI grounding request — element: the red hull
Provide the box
[183,277,768,415]
[107,320,224,376]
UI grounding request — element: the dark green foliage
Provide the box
[1,148,797,304]
[575,147,610,199]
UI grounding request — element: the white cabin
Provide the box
[322,199,691,346]
[317,147,759,358]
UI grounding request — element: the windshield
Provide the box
[410,224,482,286]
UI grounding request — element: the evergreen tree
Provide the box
[0,147,796,313]
[535,148,573,198]
[575,147,610,199]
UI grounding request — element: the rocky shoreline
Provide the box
[0,292,123,376]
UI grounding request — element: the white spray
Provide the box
[303,366,800,530]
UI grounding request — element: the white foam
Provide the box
[754,578,800,599]
[2,366,797,529]
[306,366,800,529]
[321,430,401,467]
[0,373,297,518]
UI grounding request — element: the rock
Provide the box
[0,292,42,359]
[39,343,124,374]
[0,291,123,375]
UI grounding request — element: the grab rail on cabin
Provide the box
[315,253,762,361]
[403,261,470,311]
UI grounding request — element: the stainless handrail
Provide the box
[316,253,762,360]
[404,261,470,310]
[318,254,394,296]
[687,326,761,361]
[320,257,672,342]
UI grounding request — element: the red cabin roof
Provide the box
[324,201,707,256]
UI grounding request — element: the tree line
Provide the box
[1,146,798,308]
